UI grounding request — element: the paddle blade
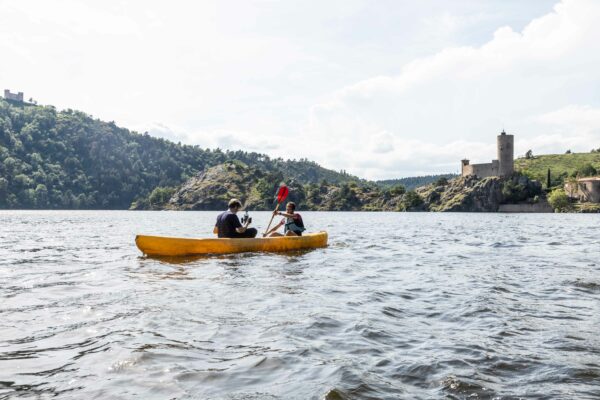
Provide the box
[276,185,289,203]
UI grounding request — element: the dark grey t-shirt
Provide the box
[215,211,242,238]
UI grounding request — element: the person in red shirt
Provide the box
[265,201,306,237]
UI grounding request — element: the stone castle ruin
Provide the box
[461,131,514,178]
[3,89,24,102]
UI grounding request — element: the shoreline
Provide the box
[1,207,599,213]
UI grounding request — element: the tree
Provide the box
[13,174,32,188]
[577,163,597,177]
[390,184,406,196]
[0,177,8,205]
[34,184,48,208]
[502,179,527,203]
[3,157,17,174]
[148,187,175,207]
[548,189,570,212]
[398,190,423,211]
[434,177,448,186]
[565,149,572,154]
[525,149,533,159]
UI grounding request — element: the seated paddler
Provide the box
[213,199,258,238]
[265,201,306,237]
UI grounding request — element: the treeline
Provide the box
[0,99,356,209]
[377,174,458,190]
[292,179,425,211]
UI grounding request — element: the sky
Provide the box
[1,0,599,179]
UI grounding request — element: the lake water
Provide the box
[1,210,599,399]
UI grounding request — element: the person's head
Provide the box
[228,199,242,213]
[286,201,296,213]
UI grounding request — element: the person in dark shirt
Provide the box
[213,199,257,238]
[265,201,306,237]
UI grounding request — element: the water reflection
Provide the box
[138,248,319,265]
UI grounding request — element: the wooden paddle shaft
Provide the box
[263,202,281,236]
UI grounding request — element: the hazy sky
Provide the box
[2,0,599,179]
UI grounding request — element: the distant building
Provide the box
[565,177,600,203]
[3,89,24,102]
[461,130,514,178]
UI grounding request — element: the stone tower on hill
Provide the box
[497,130,514,176]
[461,130,515,179]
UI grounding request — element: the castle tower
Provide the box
[497,130,514,176]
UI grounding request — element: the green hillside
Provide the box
[0,99,358,209]
[515,152,600,188]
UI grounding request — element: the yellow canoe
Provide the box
[135,231,328,256]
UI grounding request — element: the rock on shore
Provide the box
[166,163,260,210]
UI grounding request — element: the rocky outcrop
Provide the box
[417,174,546,212]
[165,162,311,211]
[166,162,261,210]
[419,176,504,212]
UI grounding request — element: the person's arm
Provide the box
[214,215,220,235]
[265,220,284,235]
[277,211,296,218]
[234,216,250,233]
[235,224,248,233]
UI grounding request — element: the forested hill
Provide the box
[0,99,357,209]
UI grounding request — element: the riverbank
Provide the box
[131,162,599,213]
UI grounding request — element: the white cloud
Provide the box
[536,105,600,128]
[5,1,140,36]
[421,11,496,44]
[134,121,282,154]
[303,0,600,178]
[3,0,592,179]
[517,104,600,155]
[135,122,190,143]
[370,131,395,154]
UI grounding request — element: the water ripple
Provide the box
[0,211,599,398]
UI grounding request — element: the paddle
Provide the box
[263,184,289,237]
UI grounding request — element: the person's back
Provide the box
[215,210,240,238]
[214,199,257,239]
